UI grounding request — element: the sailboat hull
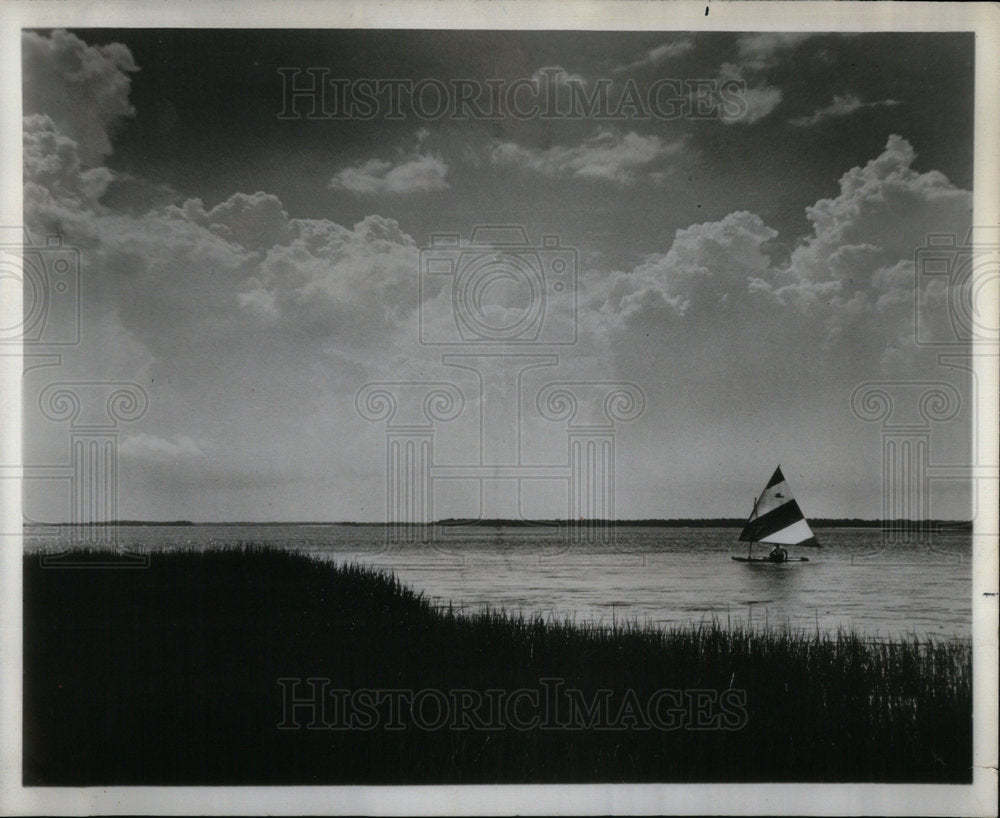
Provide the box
[731,556,810,563]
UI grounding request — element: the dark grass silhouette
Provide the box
[23,546,971,785]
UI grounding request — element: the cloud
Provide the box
[715,63,784,126]
[597,211,778,320]
[23,113,115,243]
[120,433,204,461]
[756,136,970,357]
[592,134,972,386]
[720,82,784,125]
[23,115,424,363]
[93,199,422,357]
[738,85,784,125]
[789,94,902,127]
[22,115,430,505]
[585,209,820,425]
[755,135,969,355]
[735,33,813,69]
[490,129,684,185]
[710,33,816,126]
[22,29,138,165]
[329,153,450,195]
[613,39,695,74]
[19,29,974,521]
[237,213,419,343]
[178,191,293,251]
[785,134,970,285]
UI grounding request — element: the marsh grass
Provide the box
[23,546,971,784]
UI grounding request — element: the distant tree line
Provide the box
[35,518,971,530]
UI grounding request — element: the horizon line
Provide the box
[25,517,974,528]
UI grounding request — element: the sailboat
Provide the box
[732,466,821,563]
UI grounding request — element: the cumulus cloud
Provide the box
[24,115,424,364]
[782,134,970,286]
[19,28,974,520]
[23,113,115,242]
[176,191,293,251]
[490,129,684,185]
[92,199,421,359]
[22,29,137,165]
[329,153,450,195]
[237,213,419,342]
[755,135,971,354]
[21,108,430,507]
[592,135,972,383]
[599,211,777,320]
[790,94,901,127]
[613,39,695,74]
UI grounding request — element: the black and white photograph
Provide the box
[1,1,997,815]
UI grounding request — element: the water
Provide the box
[24,525,973,640]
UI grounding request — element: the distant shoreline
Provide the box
[26,518,973,531]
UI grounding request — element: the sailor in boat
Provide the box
[768,545,788,563]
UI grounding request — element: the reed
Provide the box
[23,546,971,784]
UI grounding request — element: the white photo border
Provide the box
[0,1,997,815]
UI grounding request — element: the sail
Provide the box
[738,466,820,547]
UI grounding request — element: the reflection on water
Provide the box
[24,525,972,639]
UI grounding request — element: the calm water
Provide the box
[25,525,973,640]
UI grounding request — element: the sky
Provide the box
[18,28,979,522]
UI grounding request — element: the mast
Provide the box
[747,495,759,560]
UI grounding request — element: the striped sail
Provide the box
[738,466,820,547]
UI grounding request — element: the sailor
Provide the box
[768,545,787,563]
